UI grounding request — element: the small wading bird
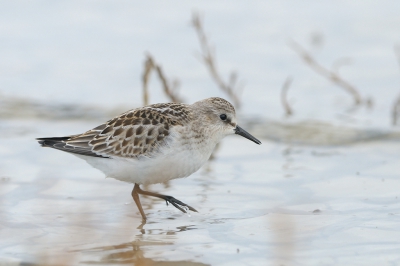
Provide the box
[37,97,261,221]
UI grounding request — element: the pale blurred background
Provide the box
[1,1,400,265]
[1,1,400,123]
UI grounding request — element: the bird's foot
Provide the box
[163,196,198,213]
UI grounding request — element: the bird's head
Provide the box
[192,97,261,145]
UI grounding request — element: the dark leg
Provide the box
[135,184,198,214]
[132,184,147,222]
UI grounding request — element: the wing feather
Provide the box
[37,103,192,159]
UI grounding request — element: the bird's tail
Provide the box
[36,136,70,147]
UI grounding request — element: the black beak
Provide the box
[235,125,261,145]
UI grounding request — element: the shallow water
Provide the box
[1,119,400,265]
[2,1,400,265]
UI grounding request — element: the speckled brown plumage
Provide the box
[62,103,193,158]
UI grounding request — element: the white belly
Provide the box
[76,135,216,185]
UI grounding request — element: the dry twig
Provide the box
[288,40,362,105]
[392,96,400,126]
[392,45,400,126]
[142,56,154,106]
[141,54,183,106]
[191,12,242,108]
[280,76,294,117]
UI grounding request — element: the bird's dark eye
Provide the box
[220,114,227,121]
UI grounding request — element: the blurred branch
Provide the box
[191,12,242,108]
[288,40,362,105]
[141,54,183,106]
[392,96,400,126]
[142,56,154,106]
[155,64,182,103]
[392,45,400,126]
[280,76,294,117]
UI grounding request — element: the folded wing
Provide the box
[37,104,190,159]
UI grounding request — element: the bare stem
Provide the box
[142,55,155,106]
[280,76,294,117]
[392,96,400,126]
[392,45,400,126]
[288,40,362,105]
[141,54,183,105]
[155,65,182,103]
[191,12,242,108]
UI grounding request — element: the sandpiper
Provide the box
[37,97,261,221]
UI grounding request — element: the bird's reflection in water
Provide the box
[76,239,208,266]
[136,223,197,235]
[74,225,205,266]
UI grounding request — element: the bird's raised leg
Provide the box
[132,184,147,222]
[134,184,198,214]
